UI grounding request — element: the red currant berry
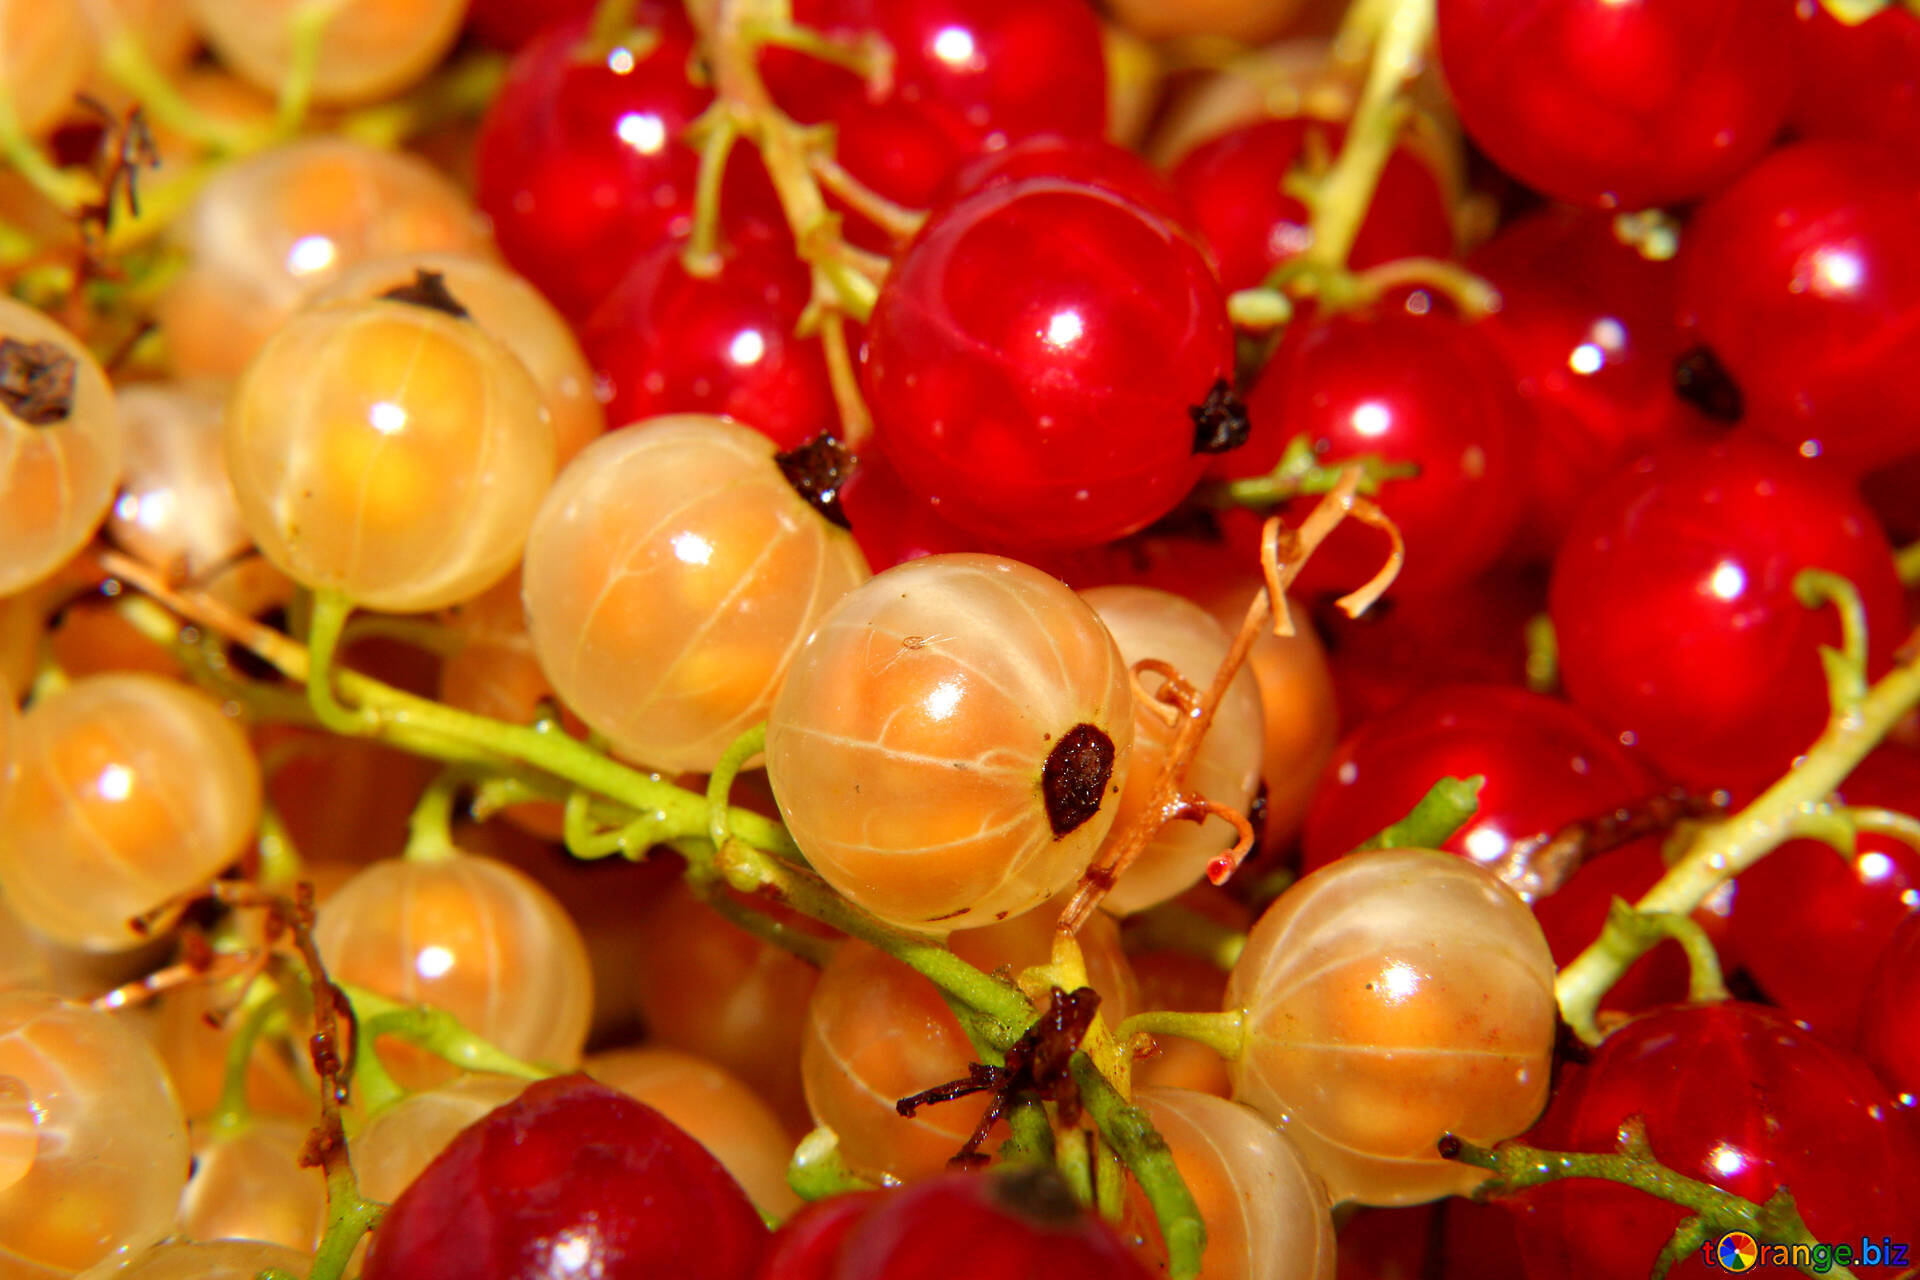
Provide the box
[1314,564,1542,727]
[766,0,1107,244]
[1302,685,1659,878]
[360,1075,770,1280]
[1467,207,1709,560]
[1510,1003,1920,1280]
[863,177,1235,549]
[466,0,597,51]
[1728,746,1920,1042]
[579,226,835,448]
[942,134,1196,240]
[474,13,775,318]
[825,1167,1158,1280]
[1299,684,1691,1011]
[1169,117,1455,293]
[838,447,982,571]
[1793,5,1920,165]
[1676,140,1920,476]
[1549,435,1906,792]
[1231,301,1526,600]
[1436,0,1801,209]
[1335,1201,1529,1280]
[754,1192,886,1280]
[1859,910,1920,1102]
[1527,834,1697,1016]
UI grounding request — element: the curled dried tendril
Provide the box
[1059,470,1404,932]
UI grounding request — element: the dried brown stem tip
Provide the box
[379,269,472,319]
[0,338,78,425]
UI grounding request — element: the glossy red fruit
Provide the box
[1510,1003,1920,1280]
[466,0,596,50]
[1727,746,1920,1042]
[754,1192,886,1280]
[839,447,982,571]
[1299,684,1690,1011]
[1859,909,1920,1102]
[1549,435,1906,793]
[1793,5,1920,164]
[474,13,775,318]
[1302,685,1659,877]
[1334,1200,1528,1280]
[1436,0,1801,209]
[580,227,834,448]
[942,135,1196,238]
[1231,300,1526,600]
[809,1168,1159,1280]
[863,177,1235,549]
[1314,563,1542,727]
[1169,118,1455,293]
[1466,207,1709,559]
[765,0,1107,245]
[1676,141,1920,476]
[360,1075,770,1280]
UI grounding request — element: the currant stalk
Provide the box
[1555,572,1920,1042]
[1441,1123,1849,1280]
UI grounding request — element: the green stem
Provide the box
[1225,287,1293,331]
[1092,1131,1127,1225]
[680,853,839,969]
[1350,775,1485,854]
[706,723,768,853]
[1897,539,1920,589]
[586,0,642,52]
[1071,1054,1206,1280]
[101,28,264,155]
[206,992,286,1142]
[683,108,743,277]
[787,1126,885,1200]
[307,1173,384,1280]
[1525,613,1558,695]
[997,1096,1057,1167]
[1444,1128,1853,1280]
[1293,0,1436,274]
[304,590,378,735]
[1594,898,1729,1005]
[256,805,305,889]
[1350,257,1502,318]
[275,0,335,139]
[1794,569,1869,710]
[347,983,557,1084]
[1556,577,1920,1043]
[0,91,98,212]
[1116,1008,1247,1062]
[1057,1126,1095,1210]
[1208,434,1419,509]
[402,768,466,863]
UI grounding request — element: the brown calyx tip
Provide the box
[775,433,855,529]
[1672,344,1743,423]
[1189,376,1250,455]
[379,269,471,319]
[0,338,78,426]
[1041,723,1115,838]
[989,1163,1083,1224]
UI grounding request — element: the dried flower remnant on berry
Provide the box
[378,269,472,320]
[1672,345,1744,423]
[775,433,855,529]
[0,339,78,425]
[1189,377,1251,455]
[1044,724,1117,838]
[895,986,1102,1166]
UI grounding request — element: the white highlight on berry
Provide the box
[616,111,667,155]
[1708,560,1747,601]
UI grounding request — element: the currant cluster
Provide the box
[0,1,1916,1279]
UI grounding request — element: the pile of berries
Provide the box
[0,0,1915,1278]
